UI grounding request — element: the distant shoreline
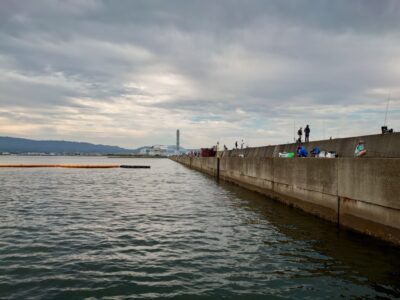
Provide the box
[0,153,168,158]
[107,154,167,158]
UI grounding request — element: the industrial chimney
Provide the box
[176,129,180,152]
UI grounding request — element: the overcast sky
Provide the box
[0,0,399,149]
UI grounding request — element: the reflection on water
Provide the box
[0,156,399,299]
[222,182,400,298]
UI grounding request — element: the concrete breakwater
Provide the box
[171,155,400,245]
[226,132,400,158]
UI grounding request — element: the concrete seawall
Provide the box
[171,155,400,245]
[227,133,400,158]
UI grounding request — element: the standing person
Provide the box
[297,127,303,143]
[304,125,310,142]
[241,139,244,150]
[235,141,238,149]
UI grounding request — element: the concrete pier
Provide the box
[171,134,400,245]
[226,132,400,158]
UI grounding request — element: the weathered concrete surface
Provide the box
[190,157,218,177]
[171,155,400,245]
[338,159,400,209]
[273,158,339,222]
[225,132,400,158]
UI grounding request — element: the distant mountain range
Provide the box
[0,136,188,154]
[0,136,134,154]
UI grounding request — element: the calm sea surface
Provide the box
[0,156,399,299]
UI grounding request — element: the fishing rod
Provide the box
[384,94,391,127]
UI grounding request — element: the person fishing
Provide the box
[311,146,320,157]
[297,145,308,157]
[297,127,303,143]
[354,140,367,157]
[304,125,310,142]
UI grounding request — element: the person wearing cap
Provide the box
[354,140,367,157]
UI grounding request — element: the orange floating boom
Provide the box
[0,164,120,168]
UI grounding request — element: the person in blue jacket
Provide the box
[297,146,308,157]
[311,146,320,157]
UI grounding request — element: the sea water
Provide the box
[0,156,399,299]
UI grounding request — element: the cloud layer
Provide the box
[1,0,399,148]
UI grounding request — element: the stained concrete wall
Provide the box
[171,155,400,245]
[224,132,400,158]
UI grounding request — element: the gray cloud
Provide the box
[0,0,399,148]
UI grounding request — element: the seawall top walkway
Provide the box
[224,132,400,158]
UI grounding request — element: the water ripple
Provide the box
[0,157,399,299]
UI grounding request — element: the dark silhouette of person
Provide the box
[235,141,238,149]
[297,127,303,143]
[305,125,310,142]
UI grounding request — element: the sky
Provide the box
[0,0,399,149]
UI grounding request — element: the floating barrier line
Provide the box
[0,164,150,169]
[120,165,150,169]
[0,164,119,168]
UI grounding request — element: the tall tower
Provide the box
[176,129,180,152]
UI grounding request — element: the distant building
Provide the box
[139,145,168,156]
